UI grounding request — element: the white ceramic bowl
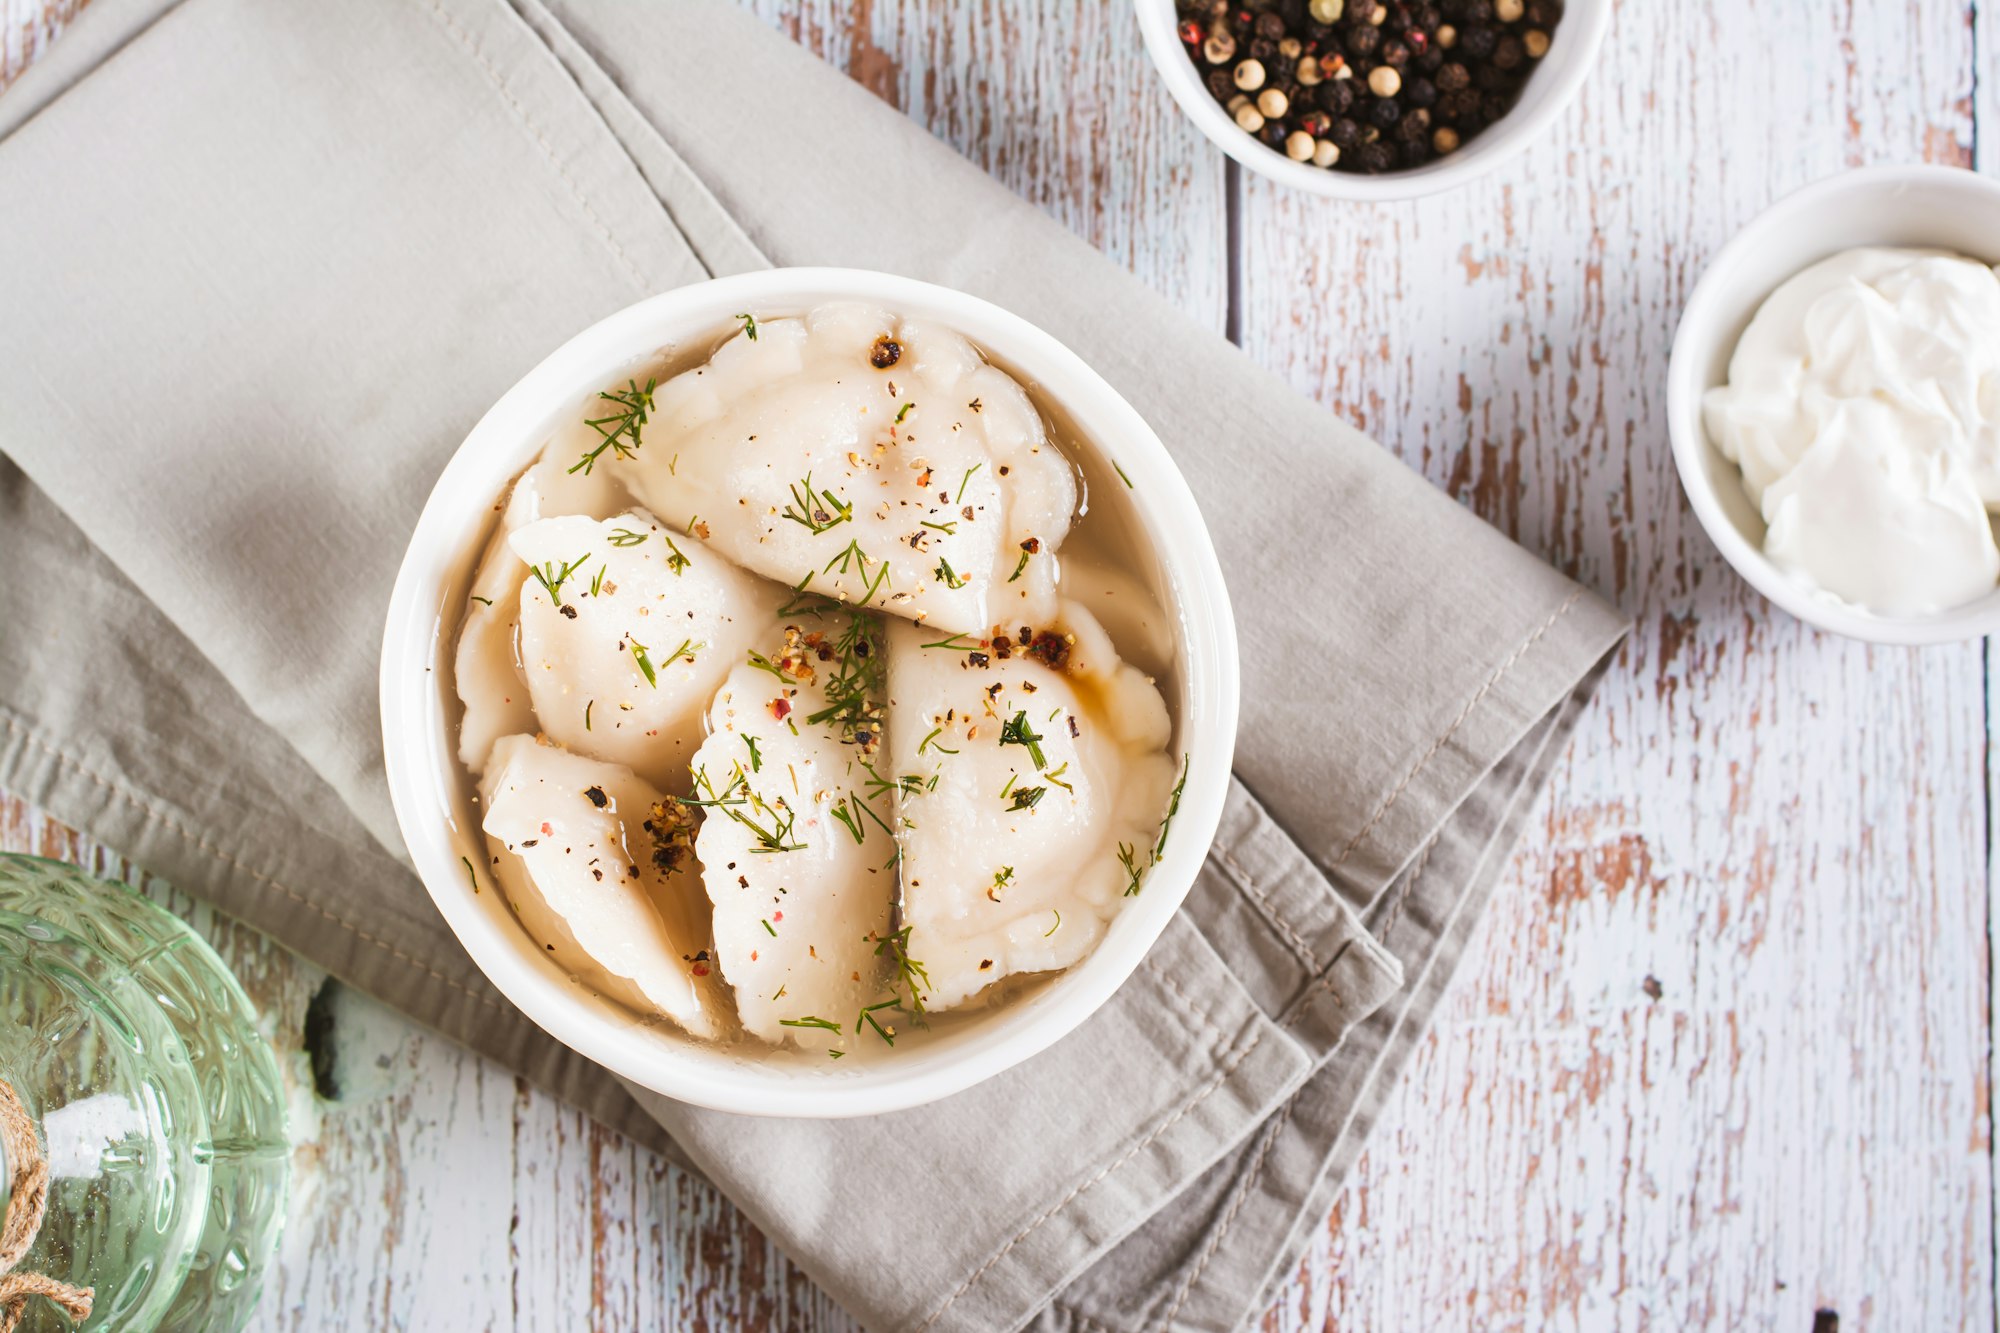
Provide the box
[1133,0,1609,201]
[381,268,1240,1117]
[1667,165,2000,645]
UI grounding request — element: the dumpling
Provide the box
[623,303,1077,636]
[685,616,898,1051]
[884,605,1177,1011]
[456,436,631,774]
[510,510,782,792]
[480,734,727,1038]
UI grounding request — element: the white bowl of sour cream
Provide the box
[380,269,1239,1117]
[1668,165,2000,644]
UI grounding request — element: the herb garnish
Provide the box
[875,926,932,1021]
[1007,785,1046,811]
[588,566,606,597]
[1044,910,1061,937]
[919,632,981,653]
[570,378,655,475]
[743,735,763,772]
[661,532,692,575]
[1152,754,1189,860]
[1118,842,1142,896]
[802,615,887,746]
[1008,550,1030,583]
[918,726,959,757]
[737,312,759,341]
[608,527,648,547]
[998,711,1047,769]
[855,1000,900,1046]
[933,558,970,590]
[462,856,479,894]
[1043,762,1074,793]
[629,639,657,687]
[746,650,790,682]
[781,1016,842,1033]
[782,473,855,534]
[761,918,777,937]
[470,594,494,607]
[530,553,592,607]
[776,571,835,620]
[920,519,958,536]
[895,401,915,424]
[1113,460,1134,488]
[585,700,594,731]
[824,539,891,603]
[956,464,982,503]
[684,764,806,853]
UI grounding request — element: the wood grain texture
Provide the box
[3,0,1996,1329]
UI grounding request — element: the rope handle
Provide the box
[0,1080,93,1331]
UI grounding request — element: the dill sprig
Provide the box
[1008,550,1030,583]
[607,527,648,547]
[686,764,806,853]
[776,571,836,620]
[1118,842,1142,896]
[743,735,763,772]
[918,726,959,757]
[998,711,1047,770]
[956,464,982,504]
[933,557,970,590]
[1152,754,1189,861]
[855,999,900,1046]
[570,379,655,475]
[802,614,887,746]
[782,472,854,534]
[1007,785,1046,811]
[919,632,981,653]
[874,925,932,1022]
[824,539,892,603]
[781,1015,842,1033]
[737,312,759,341]
[530,552,593,607]
[920,519,957,536]
[1113,460,1135,489]
[661,533,692,575]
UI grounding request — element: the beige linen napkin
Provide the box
[0,2,1626,1328]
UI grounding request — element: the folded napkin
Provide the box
[0,2,1626,1328]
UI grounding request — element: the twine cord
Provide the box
[0,1080,93,1332]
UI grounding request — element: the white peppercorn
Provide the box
[1297,56,1323,86]
[1203,30,1237,64]
[1234,103,1266,132]
[1278,36,1302,60]
[1309,0,1344,21]
[1313,139,1341,167]
[1495,0,1524,20]
[1233,58,1267,91]
[1257,87,1290,118]
[1367,65,1402,98]
[1285,130,1316,161]
[1436,23,1457,48]
[1432,126,1461,153]
[1522,28,1550,58]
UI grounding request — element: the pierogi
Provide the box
[451,307,1182,1059]
[623,304,1076,636]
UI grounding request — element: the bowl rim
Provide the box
[1665,163,2000,646]
[1131,0,1611,202]
[380,267,1242,1117]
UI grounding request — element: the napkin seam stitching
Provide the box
[1142,955,1231,1051]
[1209,841,1319,972]
[916,1026,1265,1332]
[1159,1094,1301,1329]
[0,713,514,1020]
[1330,589,1584,874]
[1279,938,1353,1028]
[419,0,650,291]
[1378,833,1439,944]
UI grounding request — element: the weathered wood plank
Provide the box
[1235,0,1992,1329]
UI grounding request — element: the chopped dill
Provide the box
[1118,842,1143,896]
[1152,753,1189,861]
[933,557,970,590]
[607,527,648,547]
[629,638,657,687]
[956,463,982,504]
[585,699,594,731]
[462,856,478,894]
[780,1015,842,1033]
[470,594,494,607]
[661,532,692,575]
[781,472,854,534]
[569,378,655,475]
[588,566,606,597]
[1113,460,1134,488]
[1007,785,1046,811]
[918,726,959,757]
[743,734,763,772]
[920,519,958,535]
[529,552,592,607]
[919,632,981,652]
[895,401,915,424]
[998,711,1047,769]
[1045,910,1061,937]
[1043,761,1075,794]
[746,650,790,682]
[1008,550,1029,583]
[761,918,777,937]
[737,312,759,341]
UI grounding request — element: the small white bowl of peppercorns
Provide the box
[1136,0,1608,199]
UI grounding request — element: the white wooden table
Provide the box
[5,1,1996,1328]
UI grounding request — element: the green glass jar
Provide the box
[0,855,289,1331]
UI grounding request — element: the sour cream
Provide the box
[1702,246,2000,616]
